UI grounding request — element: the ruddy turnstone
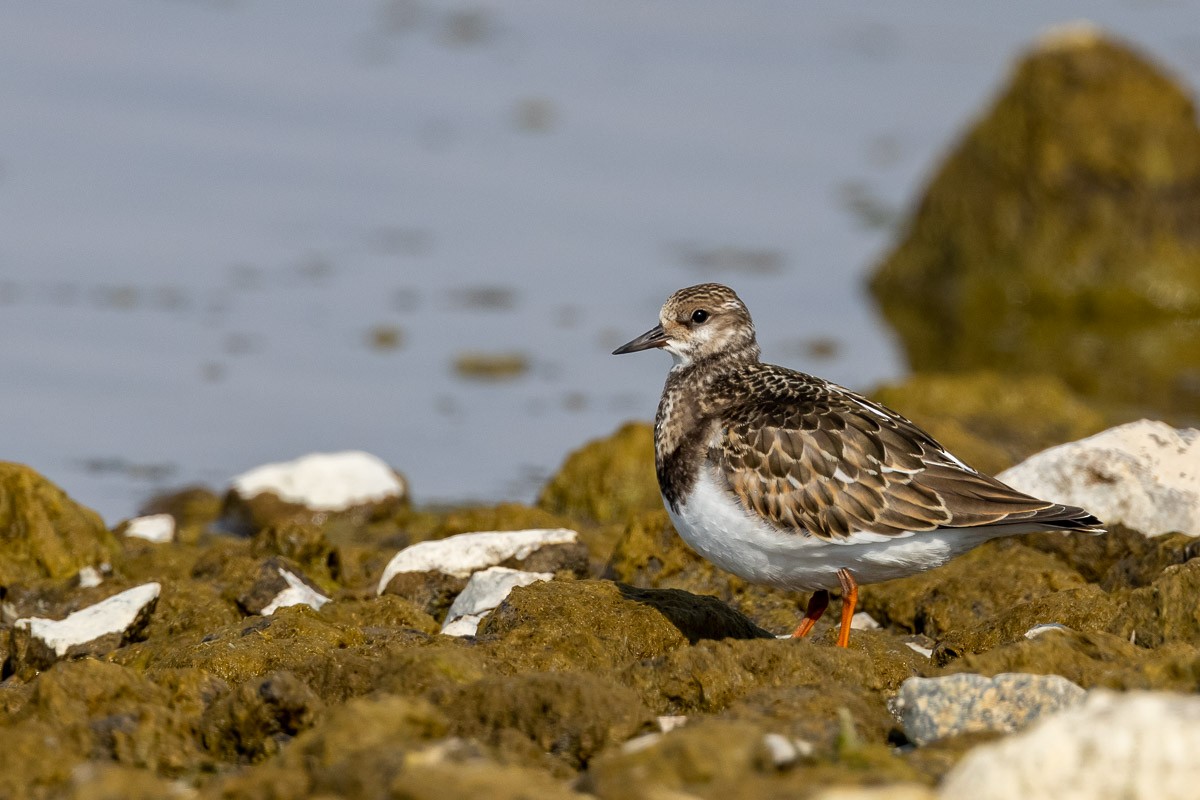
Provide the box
[613,283,1103,647]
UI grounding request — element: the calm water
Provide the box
[2,2,1198,521]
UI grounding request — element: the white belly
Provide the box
[665,468,1000,591]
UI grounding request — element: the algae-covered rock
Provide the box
[870,372,1107,475]
[478,580,690,674]
[438,671,655,771]
[1110,559,1200,647]
[200,670,324,762]
[870,28,1200,414]
[932,584,1121,663]
[606,509,808,634]
[585,717,921,800]
[0,462,118,587]
[138,485,222,545]
[622,634,923,723]
[859,539,1087,639]
[942,628,1200,691]
[538,422,661,524]
[1024,524,1200,590]
[0,660,221,795]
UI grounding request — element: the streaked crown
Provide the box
[658,283,759,368]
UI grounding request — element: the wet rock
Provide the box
[381,570,468,620]
[119,513,176,543]
[236,557,330,616]
[870,27,1200,414]
[378,528,582,590]
[870,372,1106,475]
[538,422,661,524]
[0,462,118,587]
[441,566,553,636]
[10,582,160,676]
[892,673,1085,745]
[999,420,1200,537]
[860,539,1087,639]
[941,689,1200,799]
[438,671,654,771]
[200,670,324,762]
[224,451,408,533]
[317,594,438,635]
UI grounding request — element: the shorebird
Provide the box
[613,283,1103,647]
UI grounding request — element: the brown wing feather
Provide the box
[715,368,1094,542]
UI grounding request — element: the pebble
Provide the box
[998,420,1200,537]
[760,733,814,768]
[941,690,1200,799]
[77,566,104,588]
[13,582,160,660]
[231,451,406,511]
[377,528,579,592]
[124,513,176,543]
[440,566,552,636]
[892,672,1086,746]
[238,561,330,616]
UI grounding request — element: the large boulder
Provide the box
[870,26,1200,415]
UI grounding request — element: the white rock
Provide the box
[1025,623,1071,639]
[231,451,406,512]
[77,566,103,589]
[941,690,1200,800]
[904,641,934,659]
[260,568,331,615]
[894,673,1086,746]
[656,715,688,733]
[439,566,552,636]
[851,611,881,630]
[15,583,161,657]
[998,420,1200,537]
[377,528,578,592]
[124,513,176,543]
[760,733,814,767]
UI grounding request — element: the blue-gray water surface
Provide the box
[2,2,1198,521]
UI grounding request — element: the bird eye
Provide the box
[691,309,709,324]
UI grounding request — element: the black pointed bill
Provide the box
[612,323,667,355]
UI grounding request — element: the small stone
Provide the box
[440,566,552,637]
[893,673,1085,746]
[656,715,687,733]
[231,451,407,512]
[998,420,1200,537]
[237,559,330,616]
[10,582,160,673]
[852,612,881,630]
[76,566,103,589]
[1025,623,1071,639]
[941,690,1200,799]
[376,528,579,592]
[759,732,814,768]
[123,513,176,543]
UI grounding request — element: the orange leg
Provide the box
[835,569,859,648]
[792,589,829,638]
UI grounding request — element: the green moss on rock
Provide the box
[870,29,1200,415]
[538,422,661,524]
[0,462,118,587]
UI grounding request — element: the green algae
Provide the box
[437,671,655,773]
[200,670,323,763]
[870,371,1108,475]
[1024,523,1200,590]
[870,31,1200,416]
[859,539,1087,639]
[0,462,118,587]
[538,422,662,525]
[1110,559,1200,647]
[136,485,223,545]
[606,509,808,633]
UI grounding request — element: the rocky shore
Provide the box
[3,24,1200,800]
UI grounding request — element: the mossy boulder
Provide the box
[0,462,118,587]
[199,670,323,763]
[870,371,1107,475]
[870,28,1200,415]
[538,422,661,524]
[1110,559,1200,647]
